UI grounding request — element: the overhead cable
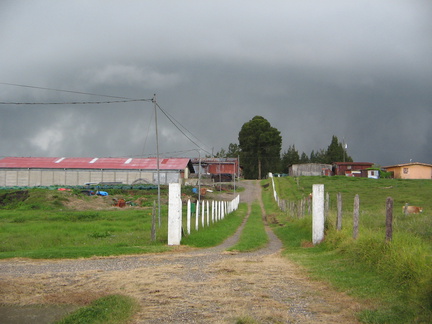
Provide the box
[156,103,212,155]
[0,82,141,100]
[0,99,152,105]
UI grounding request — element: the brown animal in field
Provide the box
[402,205,423,214]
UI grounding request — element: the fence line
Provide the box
[185,195,240,235]
[268,174,396,243]
[269,173,315,218]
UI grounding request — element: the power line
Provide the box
[1,81,213,156]
[156,103,212,156]
[0,82,140,100]
[0,98,152,105]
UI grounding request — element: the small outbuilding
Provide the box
[289,163,332,176]
[384,162,432,179]
[367,169,380,179]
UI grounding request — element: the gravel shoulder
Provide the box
[0,180,364,323]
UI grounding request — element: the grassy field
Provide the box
[0,187,245,259]
[266,176,432,323]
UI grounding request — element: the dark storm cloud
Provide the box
[1,1,431,166]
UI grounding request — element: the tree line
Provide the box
[212,115,352,179]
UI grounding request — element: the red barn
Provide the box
[191,158,240,179]
[333,162,374,177]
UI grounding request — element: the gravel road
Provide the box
[0,180,363,323]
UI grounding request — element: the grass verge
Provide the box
[181,203,247,247]
[227,201,268,252]
[56,294,138,324]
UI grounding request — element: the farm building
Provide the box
[0,157,195,187]
[367,169,380,179]
[384,162,432,179]
[288,163,332,176]
[333,162,374,177]
[190,158,240,178]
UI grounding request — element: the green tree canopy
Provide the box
[281,145,299,173]
[212,143,240,158]
[300,152,309,164]
[238,116,282,179]
[325,135,353,163]
[226,143,240,157]
[310,149,327,163]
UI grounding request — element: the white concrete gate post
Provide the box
[168,183,182,245]
[312,184,325,245]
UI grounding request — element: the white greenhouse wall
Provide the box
[0,169,183,187]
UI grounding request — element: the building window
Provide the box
[403,168,409,174]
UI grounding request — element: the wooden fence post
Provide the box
[325,192,330,219]
[299,200,304,218]
[151,200,156,242]
[403,202,408,216]
[386,197,393,242]
[336,192,342,231]
[353,194,360,239]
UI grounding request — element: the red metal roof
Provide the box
[333,162,373,166]
[0,157,192,171]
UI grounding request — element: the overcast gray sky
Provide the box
[1,1,431,166]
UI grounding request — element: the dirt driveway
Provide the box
[0,180,363,323]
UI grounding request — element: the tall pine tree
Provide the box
[325,135,352,163]
[238,116,282,179]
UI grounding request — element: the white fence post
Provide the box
[168,183,182,245]
[181,194,240,236]
[196,200,199,230]
[187,199,191,235]
[202,200,205,227]
[312,184,325,245]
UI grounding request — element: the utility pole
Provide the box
[198,150,201,203]
[153,94,161,227]
[343,137,347,163]
[192,149,201,202]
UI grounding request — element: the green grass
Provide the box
[0,187,245,259]
[227,201,268,252]
[265,176,432,323]
[276,176,432,217]
[0,208,172,258]
[181,203,247,247]
[56,294,138,324]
